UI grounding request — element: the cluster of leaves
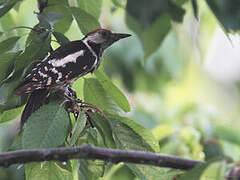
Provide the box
[0,0,240,180]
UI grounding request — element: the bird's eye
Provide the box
[100,31,108,37]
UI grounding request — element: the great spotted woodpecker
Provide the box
[14,29,131,129]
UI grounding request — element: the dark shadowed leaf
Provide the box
[71,7,100,35]
[78,0,102,19]
[38,12,64,29]
[95,69,130,112]
[88,113,116,148]
[53,32,70,45]
[126,0,185,61]
[22,103,69,149]
[45,5,73,33]
[26,162,73,180]
[0,36,20,54]
[68,111,87,146]
[206,0,240,31]
[0,0,22,18]
[0,52,21,83]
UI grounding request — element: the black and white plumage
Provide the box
[14,29,131,129]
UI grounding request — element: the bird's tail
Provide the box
[20,89,48,130]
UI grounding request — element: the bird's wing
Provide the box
[14,40,97,96]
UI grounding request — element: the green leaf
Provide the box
[15,29,51,74]
[0,52,21,83]
[68,111,87,146]
[53,32,70,45]
[0,106,23,123]
[84,78,120,112]
[22,103,69,149]
[88,113,116,148]
[127,164,181,180]
[178,159,225,180]
[0,0,21,18]
[108,114,160,152]
[79,159,105,180]
[38,12,64,29]
[26,162,73,180]
[126,0,185,61]
[78,0,102,19]
[0,36,20,54]
[111,0,124,8]
[206,0,240,32]
[45,5,73,33]
[71,7,100,35]
[95,69,130,112]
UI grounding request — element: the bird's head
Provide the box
[83,29,131,52]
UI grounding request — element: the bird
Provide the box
[14,29,131,129]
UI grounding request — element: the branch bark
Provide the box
[0,145,203,170]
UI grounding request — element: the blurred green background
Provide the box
[1,0,240,179]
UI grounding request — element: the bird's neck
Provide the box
[84,40,103,57]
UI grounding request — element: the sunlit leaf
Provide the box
[71,7,100,35]
[95,69,130,112]
[78,0,102,19]
[84,78,120,112]
[22,103,69,149]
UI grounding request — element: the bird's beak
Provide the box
[112,33,131,41]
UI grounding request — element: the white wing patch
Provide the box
[48,50,85,67]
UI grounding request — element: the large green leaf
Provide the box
[78,0,102,19]
[126,0,185,61]
[83,78,120,112]
[108,114,160,152]
[0,30,51,110]
[0,36,20,54]
[26,162,73,180]
[71,7,100,35]
[22,103,69,149]
[206,0,240,32]
[95,69,130,112]
[0,0,22,18]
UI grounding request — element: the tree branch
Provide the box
[0,145,203,170]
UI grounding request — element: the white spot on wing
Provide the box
[38,71,48,78]
[48,50,85,67]
[83,65,88,70]
[47,77,52,85]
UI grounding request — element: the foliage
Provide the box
[0,0,240,179]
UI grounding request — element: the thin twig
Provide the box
[0,145,203,170]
